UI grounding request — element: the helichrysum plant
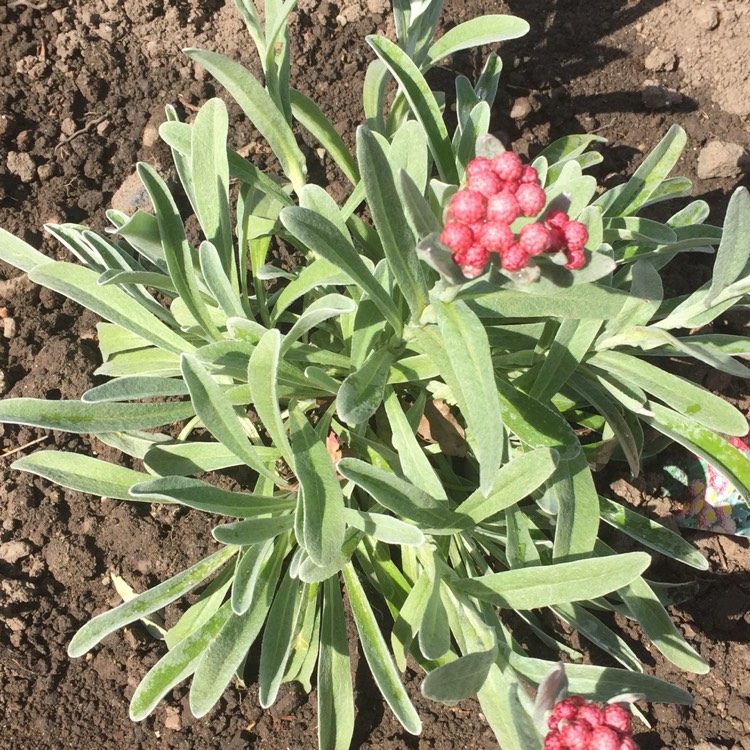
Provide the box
[1,0,749,748]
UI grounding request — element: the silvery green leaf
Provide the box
[430,300,503,495]
[280,293,356,355]
[464,282,627,320]
[130,475,294,517]
[69,546,237,658]
[259,571,303,707]
[232,541,275,616]
[191,99,235,284]
[598,497,707,570]
[591,350,747,436]
[357,127,429,320]
[12,451,150,501]
[641,402,750,504]
[290,88,359,185]
[613,555,708,673]
[604,124,687,216]
[419,574,450,660]
[342,562,422,735]
[548,453,600,562]
[249,329,294,465]
[184,49,307,193]
[424,15,529,69]
[212,516,294,546]
[421,648,497,704]
[452,552,650,610]
[529,318,602,404]
[383,386,446,499]
[366,36,456,184]
[337,347,394,426]
[0,226,50,272]
[707,187,750,304]
[189,542,285,716]
[337,458,464,533]
[129,601,233,721]
[181,354,279,482]
[509,652,693,704]
[0,397,194,434]
[280,206,402,333]
[343,508,425,546]
[318,577,355,750]
[137,164,222,341]
[289,406,346,567]
[458,448,559,524]
[552,603,643,672]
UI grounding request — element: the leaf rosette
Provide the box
[1,2,747,749]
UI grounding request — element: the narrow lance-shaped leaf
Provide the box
[357,127,429,320]
[279,206,402,334]
[421,648,497,705]
[232,540,274,616]
[248,329,294,466]
[509,652,694,705]
[137,164,222,340]
[259,571,303,707]
[642,402,750,504]
[199,241,245,319]
[212,516,294,546]
[343,508,425,546]
[0,398,194,435]
[598,496,708,570]
[129,601,233,721]
[68,546,237,657]
[419,574,451,660]
[432,300,504,496]
[383,385,446,499]
[605,124,687,216]
[451,552,651,610]
[337,347,395,426]
[191,98,235,284]
[365,37,457,184]
[707,187,750,304]
[342,562,422,735]
[337,457,465,533]
[318,577,355,750]
[458,447,559,524]
[290,88,359,185]
[189,541,286,717]
[425,15,529,69]
[0,226,51,272]
[184,49,307,194]
[180,354,279,482]
[289,406,346,567]
[12,451,151,502]
[549,452,600,562]
[591,349,747,436]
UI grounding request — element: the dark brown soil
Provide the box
[1,1,749,748]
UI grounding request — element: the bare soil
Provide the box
[1,1,749,748]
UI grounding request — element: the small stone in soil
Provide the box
[6,152,36,182]
[697,140,749,179]
[2,316,17,338]
[644,47,677,72]
[510,97,533,119]
[111,171,153,214]
[0,539,33,564]
[695,6,720,30]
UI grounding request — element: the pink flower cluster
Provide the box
[439,152,589,278]
[545,698,637,750]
